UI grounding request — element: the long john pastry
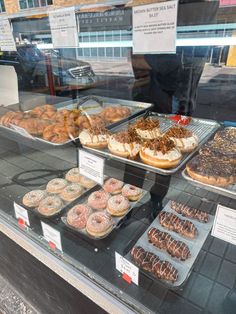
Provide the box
[171,201,209,223]
[148,227,191,261]
[131,246,178,282]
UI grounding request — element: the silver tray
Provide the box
[125,200,214,288]
[86,113,220,175]
[182,169,236,200]
[0,96,152,147]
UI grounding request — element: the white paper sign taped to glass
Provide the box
[0,19,16,52]
[115,252,139,285]
[132,0,178,54]
[49,7,79,48]
[211,204,236,246]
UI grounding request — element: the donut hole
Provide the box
[95,217,102,224]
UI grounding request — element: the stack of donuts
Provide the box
[22,168,95,217]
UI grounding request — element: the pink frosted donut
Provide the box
[67,204,92,229]
[122,184,142,201]
[87,190,109,210]
[107,194,130,216]
[86,212,114,237]
[103,178,124,194]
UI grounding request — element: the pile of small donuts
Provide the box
[22,168,95,217]
[79,117,199,169]
[65,178,143,238]
[0,104,132,144]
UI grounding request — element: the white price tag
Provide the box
[132,0,178,54]
[14,202,30,227]
[115,252,139,285]
[79,149,104,186]
[211,204,236,246]
[10,124,35,139]
[41,222,62,252]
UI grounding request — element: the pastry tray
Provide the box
[0,96,152,147]
[86,112,220,175]
[182,169,236,200]
[125,200,214,288]
[61,181,147,240]
[16,172,96,219]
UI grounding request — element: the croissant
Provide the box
[148,227,191,261]
[171,201,209,223]
[131,246,178,282]
[159,211,198,239]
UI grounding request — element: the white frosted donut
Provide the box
[103,178,124,194]
[60,184,84,202]
[79,175,96,189]
[46,178,68,194]
[86,212,114,237]
[23,190,47,208]
[65,168,80,183]
[88,190,110,210]
[67,204,92,229]
[122,184,142,201]
[38,196,63,216]
[107,194,130,216]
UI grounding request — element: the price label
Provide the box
[79,149,104,186]
[10,124,35,139]
[41,222,62,252]
[115,252,139,285]
[211,204,236,246]
[14,202,30,227]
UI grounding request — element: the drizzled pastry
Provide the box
[134,117,161,139]
[79,126,110,148]
[186,155,236,187]
[131,246,178,282]
[148,228,191,261]
[165,126,198,153]
[171,201,209,223]
[159,211,198,239]
[108,128,141,159]
[139,136,182,169]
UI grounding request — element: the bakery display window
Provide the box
[0,1,236,313]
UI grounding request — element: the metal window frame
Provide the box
[0,0,6,13]
[19,0,52,10]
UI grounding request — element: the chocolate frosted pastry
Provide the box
[214,128,236,144]
[148,228,191,261]
[159,211,198,239]
[186,155,236,187]
[165,126,198,153]
[108,128,141,159]
[79,125,110,148]
[171,201,209,223]
[199,140,236,163]
[139,136,182,169]
[134,117,161,140]
[131,246,178,282]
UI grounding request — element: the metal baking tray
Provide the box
[125,200,214,288]
[0,96,152,147]
[182,169,236,200]
[86,113,220,175]
[61,180,147,240]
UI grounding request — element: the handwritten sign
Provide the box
[0,19,16,52]
[14,202,30,227]
[115,252,139,285]
[41,222,62,252]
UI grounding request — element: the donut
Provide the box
[65,168,80,183]
[38,196,63,216]
[79,126,109,149]
[122,184,142,201]
[30,104,56,118]
[87,190,109,210]
[18,118,51,136]
[103,178,124,194]
[100,106,131,123]
[107,194,130,216]
[79,175,96,189]
[86,212,114,238]
[75,115,105,130]
[42,123,80,143]
[60,183,84,202]
[46,178,68,194]
[22,190,47,208]
[67,204,92,229]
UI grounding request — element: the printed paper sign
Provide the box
[115,252,139,285]
[10,124,35,139]
[0,19,16,51]
[14,202,30,227]
[49,7,79,48]
[79,149,104,186]
[132,0,178,54]
[41,222,62,252]
[211,204,236,246]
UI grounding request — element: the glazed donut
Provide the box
[87,190,109,210]
[79,175,96,189]
[107,194,130,216]
[122,184,142,201]
[60,183,84,202]
[67,204,92,229]
[103,178,124,194]
[86,212,114,238]
[46,178,68,194]
[42,123,80,143]
[22,190,47,208]
[75,114,105,130]
[18,118,51,136]
[30,105,56,118]
[38,195,63,216]
[65,168,80,183]
[100,106,131,123]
